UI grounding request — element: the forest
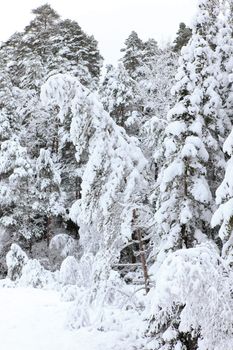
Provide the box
[0,0,232,349]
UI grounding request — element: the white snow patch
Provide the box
[0,286,144,350]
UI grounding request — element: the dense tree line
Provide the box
[0,1,233,349]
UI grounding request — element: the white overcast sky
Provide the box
[0,0,198,64]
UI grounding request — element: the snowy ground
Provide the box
[0,287,136,350]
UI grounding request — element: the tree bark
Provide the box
[133,209,150,294]
[46,216,52,247]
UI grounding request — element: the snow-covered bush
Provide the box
[19,259,58,289]
[49,234,79,259]
[76,252,95,288]
[6,243,28,281]
[59,256,80,286]
[145,244,233,350]
[67,262,140,330]
[60,284,80,302]
[7,244,58,288]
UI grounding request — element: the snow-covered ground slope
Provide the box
[0,287,139,350]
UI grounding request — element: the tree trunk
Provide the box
[75,177,81,199]
[46,216,52,247]
[133,209,150,294]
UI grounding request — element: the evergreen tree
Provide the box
[215,0,233,132]
[211,0,233,266]
[212,133,233,265]
[41,73,151,314]
[0,137,34,239]
[142,38,159,67]
[0,4,103,262]
[25,4,60,32]
[121,31,144,77]
[34,148,65,245]
[100,64,142,135]
[146,0,228,348]
[172,22,192,52]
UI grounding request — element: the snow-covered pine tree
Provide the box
[49,19,101,86]
[1,3,102,92]
[0,4,103,254]
[25,3,60,32]
[141,38,159,68]
[121,31,144,78]
[172,22,192,52]
[85,35,103,83]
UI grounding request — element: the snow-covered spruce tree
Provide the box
[151,0,226,249]
[195,0,228,196]
[212,128,233,265]
[210,0,233,265]
[215,0,233,133]
[151,0,225,257]
[34,148,65,245]
[0,57,37,247]
[0,137,34,241]
[41,74,151,322]
[152,43,213,261]
[145,0,232,348]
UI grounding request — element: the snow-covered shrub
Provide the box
[77,252,95,288]
[6,243,28,281]
[49,233,79,259]
[60,285,80,302]
[19,259,58,289]
[59,256,80,286]
[67,261,140,330]
[145,244,233,350]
